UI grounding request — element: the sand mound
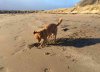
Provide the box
[43,0,100,14]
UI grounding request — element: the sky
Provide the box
[0,0,80,10]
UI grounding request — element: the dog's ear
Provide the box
[33,31,37,34]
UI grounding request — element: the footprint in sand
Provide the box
[0,66,5,72]
[45,52,50,55]
[0,57,5,72]
[44,51,56,56]
[0,66,4,70]
[44,68,51,72]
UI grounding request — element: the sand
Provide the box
[0,13,100,72]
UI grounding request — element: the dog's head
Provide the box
[33,31,41,42]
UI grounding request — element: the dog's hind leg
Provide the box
[53,33,57,43]
[54,29,57,43]
[54,35,56,43]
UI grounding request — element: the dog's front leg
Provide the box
[39,39,45,48]
[41,38,48,48]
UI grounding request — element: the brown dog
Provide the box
[33,18,62,47]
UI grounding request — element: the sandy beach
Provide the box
[0,13,100,72]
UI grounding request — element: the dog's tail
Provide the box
[56,18,62,26]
